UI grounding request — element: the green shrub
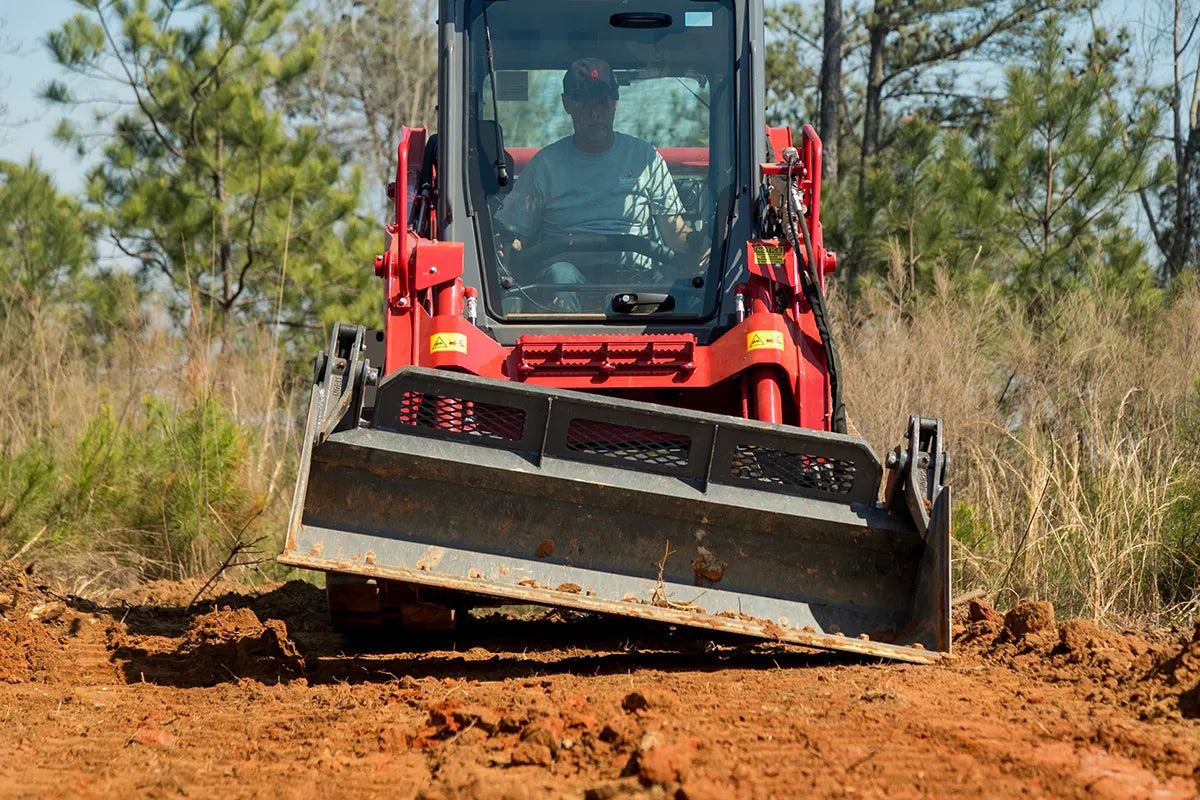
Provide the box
[66,396,257,572]
[2,391,269,583]
[0,447,59,546]
[1159,379,1200,615]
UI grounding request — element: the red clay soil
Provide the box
[1,561,1198,799]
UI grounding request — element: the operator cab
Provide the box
[465,0,737,321]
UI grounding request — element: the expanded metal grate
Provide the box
[391,391,526,442]
[729,444,856,495]
[564,418,691,469]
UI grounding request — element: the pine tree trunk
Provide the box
[819,0,842,186]
[860,21,886,191]
[214,67,233,320]
[1168,161,1192,278]
[1167,0,1196,279]
[217,126,232,312]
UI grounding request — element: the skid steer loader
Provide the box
[280,0,952,663]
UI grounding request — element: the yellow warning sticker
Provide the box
[746,330,785,352]
[752,244,785,265]
[429,332,468,354]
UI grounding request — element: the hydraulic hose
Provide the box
[783,152,847,434]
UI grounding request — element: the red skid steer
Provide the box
[280,0,951,663]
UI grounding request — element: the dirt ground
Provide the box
[1,562,1198,799]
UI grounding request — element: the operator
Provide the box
[495,58,706,308]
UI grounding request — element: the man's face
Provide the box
[562,94,617,152]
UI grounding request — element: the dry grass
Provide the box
[838,263,1200,625]
[0,292,305,594]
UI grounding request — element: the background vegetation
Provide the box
[1,0,1197,624]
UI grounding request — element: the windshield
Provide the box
[466,0,737,320]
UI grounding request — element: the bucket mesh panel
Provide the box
[392,391,526,441]
[730,444,856,495]
[565,418,691,468]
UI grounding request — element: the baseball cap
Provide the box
[562,58,620,102]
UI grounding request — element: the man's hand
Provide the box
[655,214,710,267]
[654,214,693,253]
[496,235,523,264]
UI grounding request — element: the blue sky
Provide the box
[0,0,1177,197]
[1,0,92,190]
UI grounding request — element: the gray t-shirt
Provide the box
[496,132,684,267]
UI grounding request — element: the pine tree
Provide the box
[849,120,1007,293]
[1138,0,1200,279]
[0,159,96,318]
[819,0,843,185]
[45,0,377,337]
[988,16,1158,292]
[764,4,822,128]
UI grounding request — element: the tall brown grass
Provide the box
[839,262,1200,624]
[0,290,304,594]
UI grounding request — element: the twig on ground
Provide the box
[951,588,988,606]
[186,506,266,611]
[8,525,47,561]
[846,746,883,772]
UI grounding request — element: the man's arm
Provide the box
[495,157,546,251]
[654,213,698,254]
[643,146,705,256]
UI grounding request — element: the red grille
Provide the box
[514,335,696,378]
[565,418,691,469]
[391,391,526,442]
[730,444,856,495]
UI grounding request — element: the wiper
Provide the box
[674,77,709,109]
[482,2,509,187]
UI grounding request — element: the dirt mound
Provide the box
[958,598,1144,661]
[104,577,256,608]
[1151,620,1200,718]
[1001,600,1055,642]
[168,606,306,686]
[951,596,1007,646]
[0,561,123,685]
[953,598,1200,721]
[0,560,65,616]
[0,618,62,683]
[1056,618,1156,670]
[968,597,1003,626]
[240,580,330,634]
[0,563,320,688]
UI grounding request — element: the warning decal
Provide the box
[751,244,785,265]
[429,332,468,354]
[746,330,785,352]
